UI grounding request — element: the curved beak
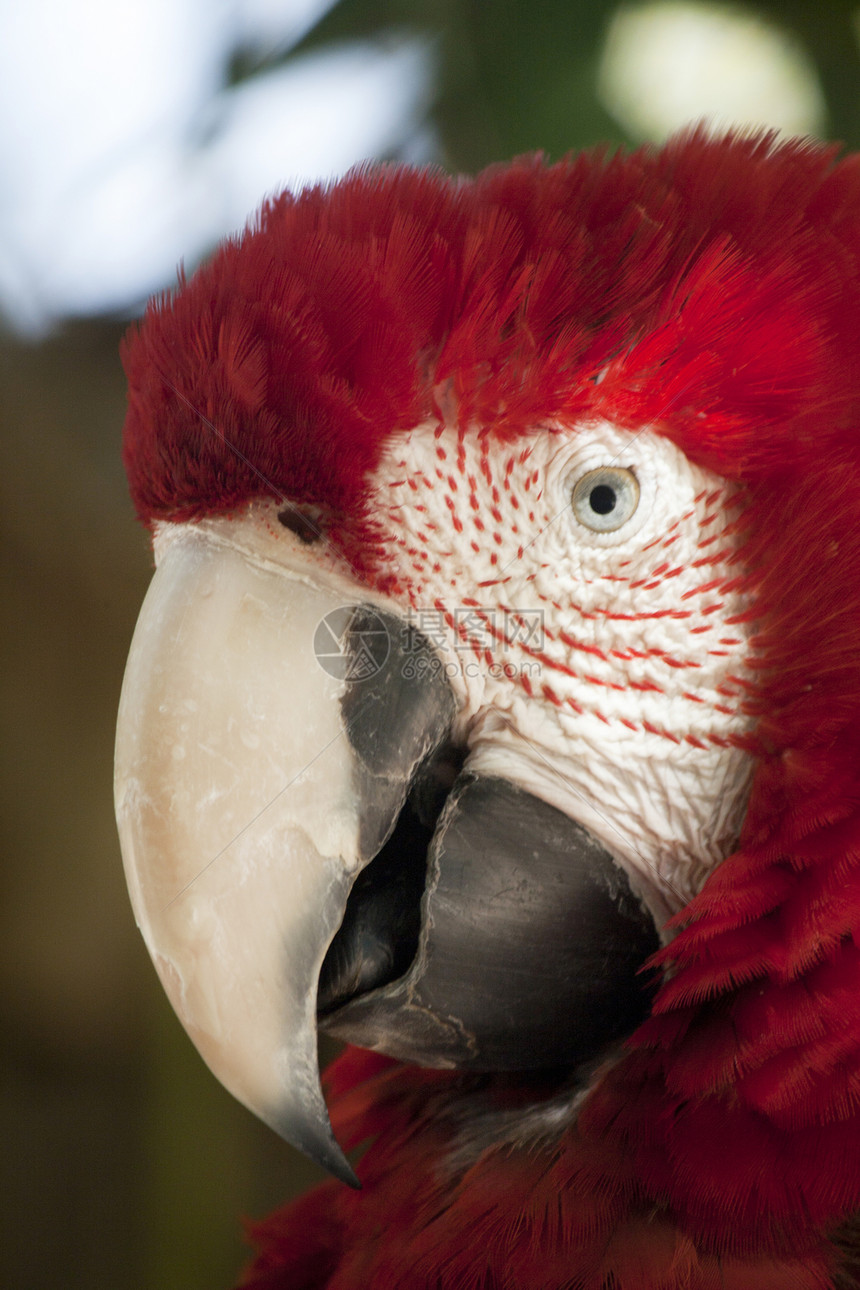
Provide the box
[115,518,658,1182]
[114,522,452,1182]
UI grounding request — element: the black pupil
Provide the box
[589,484,617,515]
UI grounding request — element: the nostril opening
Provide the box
[278,505,322,544]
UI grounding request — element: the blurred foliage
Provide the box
[286,0,625,164]
[236,0,860,164]
[5,3,860,1289]
[763,0,860,144]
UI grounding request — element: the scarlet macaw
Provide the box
[115,130,860,1288]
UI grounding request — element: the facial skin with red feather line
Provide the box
[366,418,753,925]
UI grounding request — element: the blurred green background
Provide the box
[3,1,859,1286]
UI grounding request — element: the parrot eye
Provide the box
[570,467,640,533]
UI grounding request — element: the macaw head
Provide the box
[116,130,860,1240]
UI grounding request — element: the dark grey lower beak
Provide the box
[319,770,659,1070]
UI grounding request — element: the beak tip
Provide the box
[265,1095,360,1188]
[311,1135,361,1190]
[290,1126,361,1189]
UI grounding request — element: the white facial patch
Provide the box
[368,421,755,929]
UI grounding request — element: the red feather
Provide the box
[122,129,860,523]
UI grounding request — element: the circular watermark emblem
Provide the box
[313,606,390,682]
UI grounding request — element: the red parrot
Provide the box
[115,130,860,1288]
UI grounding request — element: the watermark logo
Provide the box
[314,605,544,683]
[403,607,544,654]
[313,606,390,681]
